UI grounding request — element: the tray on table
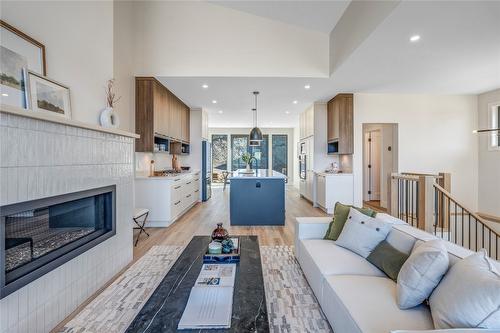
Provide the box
[203,237,240,263]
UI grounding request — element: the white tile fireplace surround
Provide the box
[0,109,137,333]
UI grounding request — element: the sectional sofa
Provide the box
[294,213,499,333]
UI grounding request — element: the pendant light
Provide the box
[249,91,263,143]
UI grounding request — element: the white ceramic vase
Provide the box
[100,107,120,128]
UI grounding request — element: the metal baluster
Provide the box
[434,187,438,236]
[454,202,457,244]
[461,207,464,247]
[405,180,409,224]
[468,213,471,251]
[482,223,485,249]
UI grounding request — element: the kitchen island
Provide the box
[229,169,286,226]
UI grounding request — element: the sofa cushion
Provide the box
[297,239,385,304]
[397,239,449,309]
[367,240,410,281]
[322,275,434,333]
[336,208,392,258]
[325,202,376,240]
[429,249,500,329]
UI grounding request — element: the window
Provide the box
[231,135,249,171]
[489,104,500,150]
[272,135,288,176]
[249,135,269,169]
[212,134,228,173]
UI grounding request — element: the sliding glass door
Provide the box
[231,135,249,171]
[211,134,228,182]
[272,134,288,176]
[248,135,269,169]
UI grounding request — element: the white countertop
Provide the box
[135,170,200,180]
[229,169,287,179]
[315,171,353,177]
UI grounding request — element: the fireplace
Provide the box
[1,186,116,298]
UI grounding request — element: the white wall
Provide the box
[477,88,500,217]
[133,1,328,77]
[1,1,113,126]
[353,94,478,211]
[208,127,296,184]
[113,0,136,132]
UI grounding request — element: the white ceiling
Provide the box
[209,0,350,33]
[159,1,500,128]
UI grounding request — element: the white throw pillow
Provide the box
[397,239,449,309]
[429,249,500,329]
[335,207,392,258]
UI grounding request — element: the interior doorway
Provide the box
[362,124,398,212]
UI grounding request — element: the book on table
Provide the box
[178,264,236,330]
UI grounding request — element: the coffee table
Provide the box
[126,236,269,332]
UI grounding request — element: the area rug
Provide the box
[59,245,184,333]
[60,245,331,333]
[260,246,332,333]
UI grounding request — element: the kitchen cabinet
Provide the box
[201,110,209,140]
[135,77,190,152]
[327,93,353,154]
[299,105,314,140]
[315,173,354,214]
[135,172,200,227]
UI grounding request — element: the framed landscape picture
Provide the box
[27,71,71,118]
[0,20,46,109]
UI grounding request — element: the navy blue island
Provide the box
[229,169,286,226]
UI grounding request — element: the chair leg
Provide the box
[133,212,149,247]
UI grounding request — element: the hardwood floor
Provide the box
[133,185,327,261]
[363,200,387,213]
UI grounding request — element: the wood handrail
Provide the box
[402,172,443,178]
[391,174,419,181]
[434,183,500,238]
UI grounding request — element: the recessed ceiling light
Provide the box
[410,35,420,42]
[304,85,311,90]
[202,84,208,89]
[218,110,223,114]
[212,100,217,104]
[293,100,298,104]
[285,111,290,114]
[1,93,8,97]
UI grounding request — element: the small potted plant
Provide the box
[241,153,256,172]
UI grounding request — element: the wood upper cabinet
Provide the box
[327,99,340,141]
[135,77,190,152]
[327,93,353,154]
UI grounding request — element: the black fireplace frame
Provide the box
[1,185,116,298]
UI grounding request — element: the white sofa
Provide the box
[294,213,499,333]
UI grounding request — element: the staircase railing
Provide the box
[389,172,450,231]
[434,183,499,260]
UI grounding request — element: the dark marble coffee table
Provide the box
[126,236,269,332]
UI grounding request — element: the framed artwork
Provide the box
[0,20,46,109]
[26,71,71,119]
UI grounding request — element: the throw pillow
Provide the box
[429,249,500,329]
[367,240,410,281]
[324,202,376,240]
[335,208,392,258]
[396,239,449,309]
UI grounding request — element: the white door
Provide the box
[365,130,381,201]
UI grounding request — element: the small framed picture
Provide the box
[0,20,46,109]
[26,70,71,118]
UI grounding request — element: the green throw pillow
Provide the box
[366,240,409,281]
[324,202,376,241]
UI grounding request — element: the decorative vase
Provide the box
[221,238,234,254]
[246,163,251,172]
[99,107,120,128]
[211,223,228,242]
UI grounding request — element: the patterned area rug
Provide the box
[60,245,331,333]
[59,245,184,333]
[261,246,332,333]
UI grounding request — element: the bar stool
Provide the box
[133,208,150,246]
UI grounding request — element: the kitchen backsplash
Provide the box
[135,152,189,172]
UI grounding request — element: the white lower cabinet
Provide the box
[135,171,200,227]
[314,173,354,214]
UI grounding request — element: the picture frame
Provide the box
[0,20,47,109]
[26,70,71,119]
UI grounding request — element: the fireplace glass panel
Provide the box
[3,191,113,284]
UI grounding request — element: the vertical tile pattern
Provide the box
[0,113,134,333]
